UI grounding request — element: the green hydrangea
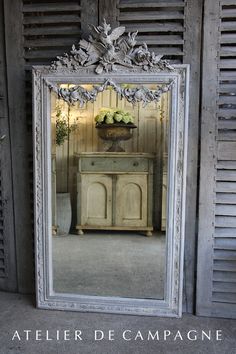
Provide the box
[95,108,135,125]
[114,113,123,122]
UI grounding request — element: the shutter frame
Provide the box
[197,0,236,318]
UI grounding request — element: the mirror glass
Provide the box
[50,83,170,300]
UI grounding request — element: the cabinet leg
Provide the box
[146,230,152,237]
[77,229,84,235]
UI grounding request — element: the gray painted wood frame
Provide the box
[33,64,189,316]
[0,1,201,314]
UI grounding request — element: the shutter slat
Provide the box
[218,141,236,160]
[213,281,236,292]
[217,161,236,169]
[216,204,236,216]
[119,12,184,21]
[123,23,184,32]
[24,26,81,36]
[218,119,236,130]
[118,2,185,9]
[136,35,184,45]
[23,14,81,25]
[218,96,236,104]
[220,47,236,56]
[214,239,236,250]
[221,21,236,31]
[221,9,236,18]
[216,181,236,192]
[215,216,236,227]
[23,3,81,12]
[218,131,236,141]
[212,292,236,303]
[214,259,236,271]
[219,70,236,78]
[24,49,71,59]
[215,227,236,237]
[213,271,236,282]
[216,170,236,181]
[221,34,236,43]
[216,193,236,203]
[214,249,236,259]
[219,59,236,68]
[24,37,79,48]
[218,108,236,118]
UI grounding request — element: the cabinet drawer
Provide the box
[80,157,150,172]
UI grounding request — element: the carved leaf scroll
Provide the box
[50,19,174,74]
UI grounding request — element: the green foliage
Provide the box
[56,106,77,146]
[95,108,135,125]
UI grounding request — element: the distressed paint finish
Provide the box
[33,58,189,316]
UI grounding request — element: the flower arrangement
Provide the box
[95,108,135,125]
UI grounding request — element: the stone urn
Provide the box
[96,123,137,152]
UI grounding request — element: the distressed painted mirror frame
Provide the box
[33,20,189,317]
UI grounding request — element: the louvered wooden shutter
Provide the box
[0,0,17,291]
[22,0,83,132]
[117,0,185,63]
[197,0,236,318]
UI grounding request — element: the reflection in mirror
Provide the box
[51,83,170,300]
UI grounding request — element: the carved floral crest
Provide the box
[49,19,175,107]
[51,19,174,74]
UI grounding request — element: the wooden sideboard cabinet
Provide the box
[75,153,154,236]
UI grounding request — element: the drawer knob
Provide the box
[91,161,95,166]
[133,162,139,167]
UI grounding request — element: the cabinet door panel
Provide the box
[115,175,147,227]
[81,174,112,226]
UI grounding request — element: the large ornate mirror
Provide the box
[33,20,189,317]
